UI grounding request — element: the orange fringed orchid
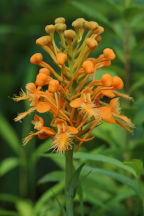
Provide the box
[14,17,134,153]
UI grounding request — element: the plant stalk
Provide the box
[65,149,73,216]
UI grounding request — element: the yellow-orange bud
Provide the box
[83,60,95,74]
[94,26,104,34]
[35,73,48,86]
[56,53,67,65]
[85,38,98,50]
[113,76,124,90]
[45,25,55,34]
[72,18,86,29]
[55,23,66,32]
[39,68,50,76]
[36,36,52,46]
[55,17,65,24]
[88,21,99,31]
[30,53,43,64]
[103,48,116,60]
[64,30,76,40]
[101,74,113,87]
[48,79,59,93]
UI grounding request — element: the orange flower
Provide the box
[23,115,56,145]
[99,98,134,132]
[52,119,78,153]
[70,88,101,120]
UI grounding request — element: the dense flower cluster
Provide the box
[14,18,134,153]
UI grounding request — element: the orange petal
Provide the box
[66,126,78,134]
[70,98,83,108]
[99,106,115,124]
[101,90,115,98]
[38,132,49,139]
[36,102,50,113]
[42,126,56,135]
[34,115,44,125]
[110,98,120,113]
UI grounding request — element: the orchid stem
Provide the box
[65,149,73,216]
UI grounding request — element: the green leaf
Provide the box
[41,153,65,169]
[34,181,64,214]
[124,6,144,21]
[74,152,137,177]
[32,139,53,161]
[0,194,19,204]
[130,77,144,93]
[106,0,124,12]
[0,114,21,155]
[92,122,126,148]
[68,163,85,198]
[16,200,34,216]
[0,210,18,216]
[84,166,142,199]
[77,185,84,216]
[124,159,143,177]
[0,158,19,177]
[38,171,64,184]
[70,1,112,29]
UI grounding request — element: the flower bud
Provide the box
[88,21,99,31]
[56,53,67,65]
[72,18,86,29]
[45,25,55,34]
[113,76,124,90]
[30,53,43,64]
[55,23,66,32]
[48,79,59,93]
[85,38,98,50]
[103,48,116,60]
[55,17,65,24]
[39,68,50,76]
[36,73,48,86]
[64,29,76,40]
[101,74,113,87]
[94,26,104,34]
[83,60,95,74]
[36,36,52,46]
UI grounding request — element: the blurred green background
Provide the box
[0,0,144,215]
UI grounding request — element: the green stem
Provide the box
[65,149,73,216]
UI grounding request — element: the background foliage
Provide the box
[0,0,144,215]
